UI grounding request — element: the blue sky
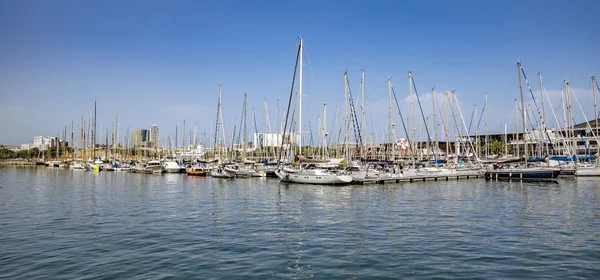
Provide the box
[1,0,598,146]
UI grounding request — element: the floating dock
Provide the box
[353,173,483,184]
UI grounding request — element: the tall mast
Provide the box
[409,72,414,155]
[263,98,268,160]
[445,93,449,156]
[562,86,576,162]
[214,85,222,157]
[71,121,74,160]
[485,93,488,157]
[115,113,118,161]
[323,103,327,158]
[298,36,303,154]
[361,69,365,157]
[514,99,519,157]
[517,62,527,159]
[93,100,96,160]
[344,72,350,160]
[538,73,548,155]
[242,93,247,160]
[432,87,437,159]
[388,78,393,160]
[593,76,597,132]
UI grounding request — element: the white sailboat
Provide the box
[275,166,353,185]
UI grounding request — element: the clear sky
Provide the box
[1,0,598,146]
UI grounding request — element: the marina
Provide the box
[2,1,599,278]
[3,39,599,186]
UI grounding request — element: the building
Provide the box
[253,133,299,148]
[33,136,44,146]
[149,125,160,148]
[131,129,148,148]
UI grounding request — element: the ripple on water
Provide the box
[0,167,599,279]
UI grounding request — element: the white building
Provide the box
[253,133,300,148]
[30,136,58,150]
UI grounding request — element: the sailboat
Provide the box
[274,37,354,185]
[485,62,560,181]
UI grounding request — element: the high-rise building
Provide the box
[149,125,160,148]
[131,129,148,148]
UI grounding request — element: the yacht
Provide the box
[144,160,162,174]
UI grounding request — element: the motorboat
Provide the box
[144,160,163,174]
[186,166,207,176]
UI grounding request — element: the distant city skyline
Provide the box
[1,1,598,145]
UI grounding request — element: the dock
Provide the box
[353,173,483,184]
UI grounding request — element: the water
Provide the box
[1,166,599,279]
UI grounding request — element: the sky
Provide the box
[0,0,599,146]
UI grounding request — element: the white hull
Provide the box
[212,171,234,178]
[576,166,600,177]
[70,163,85,170]
[162,168,181,173]
[276,169,353,185]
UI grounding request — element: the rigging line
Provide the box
[391,84,417,163]
[452,94,481,164]
[568,85,600,145]
[411,77,436,163]
[345,72,363,147]
[596,78,600,98]
[475,104,485,132]
[433,92,451,145]
[277,39,301,168]
[467,105,476,135]
[520,65,554,148]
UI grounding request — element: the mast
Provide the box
[242,93,247,160]
[485,93,488,158]
[517,62,527,160]
[432,87,437,160]
[538,73,548,155]
[593,76,598,132]
[214,85,222,159]
[445,93,450,157]
[361,69,365,158]
[514,99,519,157]
[93,100,96,160]
[276,37,302,168]
[115,114,119,161]
[71,121,74,161]
[409,72,414,155]
[298,36,303,154]
[344,72,350,161]
[323,103,327,159]
[388,78,393,160]
[105,128,109,160]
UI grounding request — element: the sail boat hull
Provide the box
[276,169,353,185]
[575,166,600,177]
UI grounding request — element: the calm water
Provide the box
[0,167,599,279]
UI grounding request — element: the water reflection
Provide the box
[0,167,599,279]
